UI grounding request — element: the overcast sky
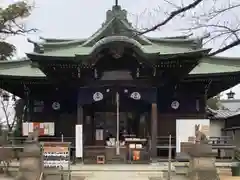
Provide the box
[2,0,240,99]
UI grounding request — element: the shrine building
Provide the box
[0,4,240,163]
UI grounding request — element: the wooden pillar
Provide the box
[151,103,158,158]
[77,90,83,125]
[75,90,83,163]
[24,85,30,122]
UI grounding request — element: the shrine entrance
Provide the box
[84,90,151,144]
[81,87,153,163]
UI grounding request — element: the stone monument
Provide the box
[187,125,220,180]
[195,124,208,144]
[15,128,42,180]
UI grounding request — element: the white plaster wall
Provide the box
[176,119,210,153]
[209,120,225,137]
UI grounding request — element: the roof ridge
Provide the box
[81,18,115,47]
[119,19,152,45]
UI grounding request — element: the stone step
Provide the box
[217,167,232,176]
[44,174,84,180]
[137,171,164,177]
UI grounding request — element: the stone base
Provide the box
[188,144,214,157]
[188,169,219,180]
[188,156,219,179]
[188,170,219,180]
[187,144,220,180]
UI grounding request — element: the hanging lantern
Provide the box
[12,95,16,101]
[2,92,9,101]
[226,90,235,99]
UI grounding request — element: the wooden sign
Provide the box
[42,142,71,168]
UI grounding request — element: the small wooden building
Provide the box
[208,108,240,146]
[0,5,240,163]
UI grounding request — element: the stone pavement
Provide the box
[70,164,168,180]
[84,171,161,180]
[70,163,174,171]
[3,163,172,180]
[0,176,12,180]
[220,176,240,180]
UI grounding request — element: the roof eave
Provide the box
[28,38,86,49]
[208,55,240,61]
[158,48,211,59]
[0,74,46,78]
[188,71,240,77]
[39,36,83,43]
[0,59,46,78]
[26,53,76,60]
[146,33,193,40]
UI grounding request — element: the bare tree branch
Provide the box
[209,39,240,56]
[138,0,204,35]
[204,4,240,21]
[0,100,13,131]
[0,91,17,132]
[135,0,240,56]
[183,24,240,39]
[163,0,181,9]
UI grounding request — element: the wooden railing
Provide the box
[209,136,235,160]
[209,136,234,145]
[6,135,237,161]
[156,136,176,149]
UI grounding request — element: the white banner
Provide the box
[96,129,103,141]
[75,124,83,158]
[176,119,210,153]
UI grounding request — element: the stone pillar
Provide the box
[188,144,219,180]
[151,103,158,158]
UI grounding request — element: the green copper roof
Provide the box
[27,5,205,58]
[0,56,240,78]
[0,59,46,77]
[1,6,239,79]
[190,56,240,74]
[37,33,199,49]
[31,36,195,58]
